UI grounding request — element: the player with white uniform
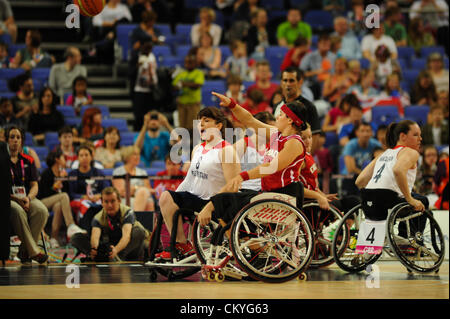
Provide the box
[156,107,240,259]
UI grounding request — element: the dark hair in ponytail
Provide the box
[385,120,416,148]
[285,100,308,132]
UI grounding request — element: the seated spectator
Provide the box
[0,0,18,43]
[433,155,449,209]
[222,75,245,123]
[407,17,436,54]
[346,0,367,37]
[415,145,439,196]
[95,126,122,169]
[277,8,312,48]
[49,47,87,104]
[81,107,104,142]
[332,16,362,60]
[314,132,333,193]
[56,126,78,169]
[375,124,388,150]
[0,97,21,128]
[347,59,361,85]
[323,0,346,17]
[70,186,149,262]
[196,32,223,78]
[348,69,379,101]
[280,36,310,72]
[269,87,283,110]
[191,7,223,47]
[245,8,274,60]
[134,111,172,167]
[410,70,438,106]
[6,125,48,264]
[153,154,187,200]
[38,149,86,248]
[70,140,104,170]
[329,34,342,56]
[378,72,410,112]
[172,54,205,131]
[383,6,407,47]
[0,41,10,68]
[130,0,169,24]
[130,10,162,58]
[68,144,111,219]
[64,76,93,116]
[9,73,38,128]
[226,40,251,80]
[112,146,155,212]
[27,87,64,145]
[437,90,449,121]
[10,29,53,70]
[361,24,398,63]
[421,104,448,146]
[322,57,353,106]
[341,121,381,175]
[339,102,377,147]
[323,93,359,134]
[246,60,280,104]
[240,89,272,115]
[300,33,337,99]
[427,52,449,93]
[370,44,401,87]
[231,0,260,24]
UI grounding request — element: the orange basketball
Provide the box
[73,0,106,17]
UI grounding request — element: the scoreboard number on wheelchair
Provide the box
[355,220,386,255]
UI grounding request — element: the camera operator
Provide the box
[70,187,149,262]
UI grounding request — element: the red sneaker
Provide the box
[155,242,195,260]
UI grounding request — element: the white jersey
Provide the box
[366,146,417,197]
[240,136,265,191]
[176,140,229,200]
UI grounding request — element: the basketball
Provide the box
[73,0,106,17]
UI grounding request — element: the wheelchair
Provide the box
[145,208,211,281]
[331,202,445,274]
[192,192,315,283]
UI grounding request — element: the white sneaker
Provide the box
[50,238,60,249]
[67,224,87,239]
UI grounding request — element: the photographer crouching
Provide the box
[70,187,149,262]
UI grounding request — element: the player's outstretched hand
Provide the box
[212,92,231,108]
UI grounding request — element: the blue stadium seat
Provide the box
[437,144,448,154]
[242,81,255,90]
[0,68,25,80]
[403,70,420,86]
[185,0,214,8]
[145,167,161,176]
[116,24,138,61]
[176,45,192,58]
[24,132,34,146]
[371,106,400,126]
[33,79,43,93]
[152,45,172,63]
[261,0,285,9]
[7,44,26,58]
[0,33,12,45]
[290,0,309,6]
[311,35,318,49]
[57,105,77,118]
[44,132,59,152]
[33,146,49,161]
[64,117,81,128]
[359,58,370,69]
[120,131,137,146]
[324,132,338,148]
[420,46,446,59]
[219,45,232,64]
[0,79,8,92]
[202,80,227,107]
[397,46,415,63]
[267,10,287,22]
[175,24,193,44]
[160,56,184,68]
[303,10,334,30]
[265,46,289,78]
[31,68,51,82]
[0,92,15,99]
[398,58,409,70]
[410,58,427,70]
[80,105,110,118]
[102,168,114,177]
[404,105,430,127]
[150,160,166,169]
[155,24,172,37]
[400,81,410,93]
[102,118,128,132]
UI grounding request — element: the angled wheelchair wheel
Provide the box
[387,204,445,273]
[302,202,343,268]
[331,204,382,273]
[229,199,314,283]
[191,218,220,265]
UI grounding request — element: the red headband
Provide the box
[281,104,303,127]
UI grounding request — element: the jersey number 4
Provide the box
[373,163,386,183]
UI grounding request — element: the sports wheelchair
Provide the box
[331,202,445,274]
[192,192,316,283]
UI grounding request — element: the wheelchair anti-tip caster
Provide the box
[215,271,225,282]
[149,270,158,282]
[297,273,307,281]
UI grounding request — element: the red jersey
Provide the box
[299,152,319,191]
[261,132,306,191]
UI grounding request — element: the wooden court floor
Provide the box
[0,260,447,299]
